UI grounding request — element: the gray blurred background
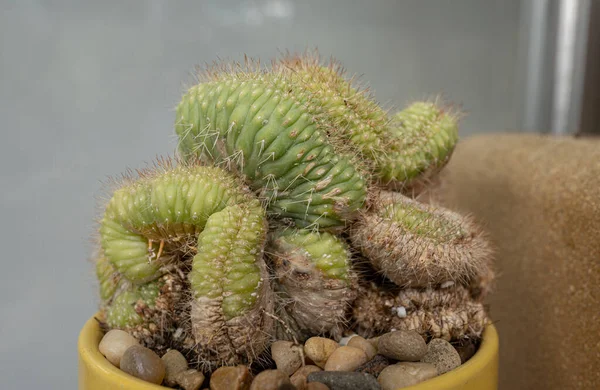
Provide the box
[0,0,597,388]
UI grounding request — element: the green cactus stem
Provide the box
[273,54,459,190]
[175,59,370,230]
[350,191,492,288]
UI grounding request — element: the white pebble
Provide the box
[339,334,358,346]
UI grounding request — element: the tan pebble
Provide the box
[347,336,377,360]
[306,382,329,390]
[421,338,461,374]
[304,337,339,369]
[120,345,166,385]
[98,329,139,367]
[290,365,322,390]
[377,362,438,390]
[378,330,427,361]
[162,349,188,386]
[323,346,367,372]
[210,365,252,390]
[271,340,303,376]
[367,337,380,350]
[175,369,205,390]
[249,369,292,390]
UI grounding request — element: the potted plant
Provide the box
[79,52,498,390]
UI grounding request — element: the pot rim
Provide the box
[78,313,498,389]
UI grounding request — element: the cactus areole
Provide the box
[93,52,493,372]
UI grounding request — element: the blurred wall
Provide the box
[0,0,521,388]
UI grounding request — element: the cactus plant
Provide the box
[93,52,494,373]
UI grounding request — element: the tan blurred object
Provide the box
[438,133,600,389]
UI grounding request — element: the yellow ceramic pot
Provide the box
[78,314,498,389]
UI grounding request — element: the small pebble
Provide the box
[367,337,379,350]
[210,365,252,390]
[162,349,188,386]
[250,369,292,390]
[98,329,139,367]
[307,371,380,390]
[290,365,322,390]
[324,346,368,372]
[421,338,461,374]
[175,369,205,390]
[306,382,330,390]
[355,355,391,378]
[338,334,358,346]
[119,345,166,385]
[271,340,304,376]
[377,331,427,362]
[304,337,339,369]
[348,336,377,360]
[454,338,478,364]
[377,362,437,390]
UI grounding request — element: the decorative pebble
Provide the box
[98,329,139,367]
[304,337,340,369]
[119,345,166,385]
[324,346,368,372]
[210,365,252,390]
[367,337,379,349]
[454,338,478,364]
[271,340,304,376]
[355,355,391,378]
[421,338,461,374]
[290,365,322,390]
[377,362,437,390]
[377,331,427,362]
[307,371,381,390]
[250,369,293,390]
[339,334,358,346]
[348,336,377,360]
[162,349,189,386]
[175,369,205,390]
[306,382,330,390]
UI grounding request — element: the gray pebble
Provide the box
[377,362,437,390]
[307,371,381,390]
[120,345,166,385]
[377,331,427,362]
[306,382,329,390]
[421,338,461,374]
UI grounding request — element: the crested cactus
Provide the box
[93,52,494,374]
